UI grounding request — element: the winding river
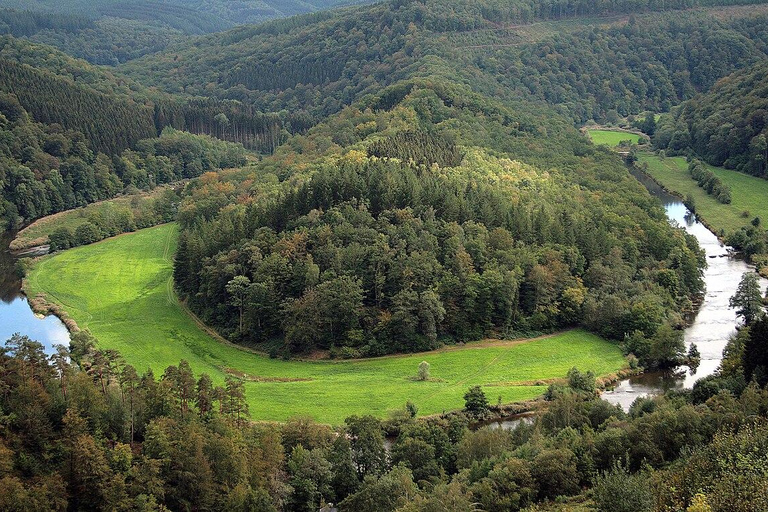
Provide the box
[0,166,764,407]
[601,168,768,409]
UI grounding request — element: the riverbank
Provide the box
[637,152,768,234]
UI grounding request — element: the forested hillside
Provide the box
[655,59,768,176]
[172,77,704,361]
[119,1,768,126]
[0,89,245,229]
[0,0,379,33]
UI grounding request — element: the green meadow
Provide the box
[26,223,626,424]
[587,129,642,147]
[637,152,768,234]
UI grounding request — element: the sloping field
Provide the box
[638,152,768,234]
[587,129,642,146]
[26,223,626,424]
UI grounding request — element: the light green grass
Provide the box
[26,223,626,424]
[587,129,642,147]
[637,152,768,234]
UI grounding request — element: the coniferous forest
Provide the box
[1,0,768,510]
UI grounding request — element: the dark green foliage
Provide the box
[119,4,768,128]
[28,17,187,66]
[743,316,768,386]
[2,332,768,510]
[171,81,705,354]
[368,131,463,168]
[464,386,490,419]
[48,227,74,251]
[0,58,156,155]
[0,93,243,230]
[0,8,92,38]
[688,160,732,203]
[73,222,101,245]
[729,272,764,324]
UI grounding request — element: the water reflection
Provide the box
[603,169,768,410]
[0,231,69,354]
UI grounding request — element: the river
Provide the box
[601,168,768,410]
[0,231,69,354]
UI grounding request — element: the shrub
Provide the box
[464,386,489,419]
[417,361,430,381]
[48,227,74,251]
[593,464,653,512]
[73,222,102,246]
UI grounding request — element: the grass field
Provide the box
[637,152,768,234]
[587,129,642,147]
[25,223,627,424]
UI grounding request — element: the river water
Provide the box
[601,168,768,410]
[0,231,69,354]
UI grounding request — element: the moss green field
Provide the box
[587,129,642,146]
[26,223,626,424]
[637,152,768,234]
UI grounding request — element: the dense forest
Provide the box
[118,1,768,126]
[654,59,768,176]
[0,90,245,229]
[0,0,378,32]
[172,79,704,362]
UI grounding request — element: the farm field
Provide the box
[25,223,627,424]
[587,129,642,146]
[637,152,768,234]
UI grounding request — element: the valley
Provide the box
[2,0,768,509]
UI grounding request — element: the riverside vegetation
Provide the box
[3,0,768,509]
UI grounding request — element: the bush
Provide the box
[464,386,489,419]
[48,227,74,251]
[73,222,102,246]
[593,464,653,512]
[417,361,430,381]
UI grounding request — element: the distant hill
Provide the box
[118,0,768,128]
[0,0,380,33]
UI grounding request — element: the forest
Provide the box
[654,59,768,176]
[0,90,245,230]
[171,81,704,362]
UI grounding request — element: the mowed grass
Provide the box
[637,152,768,233]
[26,223,626,424]
[587,129,642,147]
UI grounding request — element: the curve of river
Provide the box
[601,168,768,410]
[0,167,763,408]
